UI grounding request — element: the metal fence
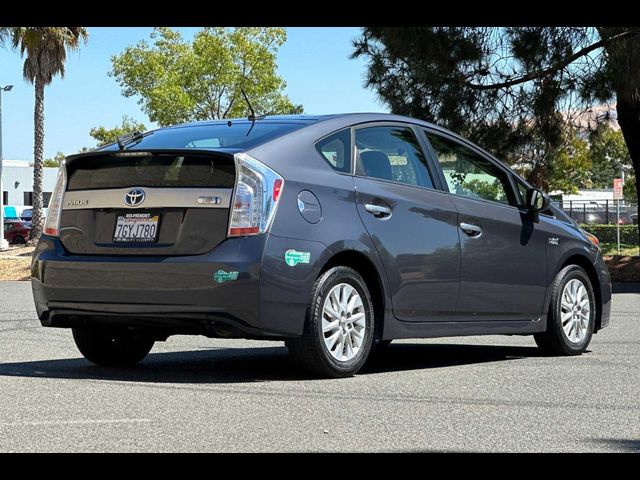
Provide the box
[553,199,638,225]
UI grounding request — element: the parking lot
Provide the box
[0,280,638,452]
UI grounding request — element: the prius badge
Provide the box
[548,237,559,246]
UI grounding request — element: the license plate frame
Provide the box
[112,212,160,243]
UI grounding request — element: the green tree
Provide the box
[624,174,638,201]
[548,133,592,194]
[353,27,640,235]
[111,27,302,126]
[43,151,65,168]
[1,27,88,241]
[460,178,505,202]
[588,123,632,188]
[90,115,146,146]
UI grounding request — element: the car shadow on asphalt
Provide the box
[0,342,545,384]
[588,438,640,453]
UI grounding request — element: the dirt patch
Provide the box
[603,255,640,283]
[0,245,35,258]
[0,246,34,280]
[0,257,31,281]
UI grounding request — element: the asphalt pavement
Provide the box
[0,280,638,452]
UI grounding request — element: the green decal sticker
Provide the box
[214,270,239,283]
[285,249,311,266]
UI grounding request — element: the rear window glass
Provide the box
[66,155,236,191]
[315,129,351,173]
[100,122,307,151]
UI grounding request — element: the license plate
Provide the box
[113,213,160,243]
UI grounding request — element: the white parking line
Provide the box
[0,418,151,427]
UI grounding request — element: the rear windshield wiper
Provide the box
[117,131,146,150]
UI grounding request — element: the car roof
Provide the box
[165,113,447,130]
[166,114,338,128]
[158,113,466,144]
[76,113,483,164]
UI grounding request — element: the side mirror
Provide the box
[526,188,550,213]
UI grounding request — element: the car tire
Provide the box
[534,265,595,356]
[286,266,375,378]
[72,326,155,367]
[13,236,25,245]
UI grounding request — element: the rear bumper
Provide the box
[31,235,273,337]
[31,234,329,338]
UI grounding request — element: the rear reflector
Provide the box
[273,179,283,202]
[229,226,260,236]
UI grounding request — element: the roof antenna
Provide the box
[240,88,266,123]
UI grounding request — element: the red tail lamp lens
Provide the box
[273,179,283,202]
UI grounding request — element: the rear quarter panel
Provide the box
[248,136,393,336]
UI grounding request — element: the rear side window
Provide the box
[66,154,236,191]
[355,126,434,188]
[315,129,351,173]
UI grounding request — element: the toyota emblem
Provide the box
[124,188,145,207]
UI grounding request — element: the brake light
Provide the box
[43,163,67,237]
[228,153,284,237]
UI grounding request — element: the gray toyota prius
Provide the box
[31,113,611,377]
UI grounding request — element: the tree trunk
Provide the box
[30,75,45,242]
[600,27,640,243]
[616,93,640,242]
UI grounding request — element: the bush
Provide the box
[580,224,639,244]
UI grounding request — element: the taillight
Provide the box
[43,163,66,237]
[228,153,284,237]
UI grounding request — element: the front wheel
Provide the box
[72,326,155,367]
[534,265,595,355]
[286,266,375,378]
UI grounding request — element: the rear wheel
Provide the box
[72,326,155,366]
[286,266,375,378]
[534,265,595,355]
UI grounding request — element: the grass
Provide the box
[599,243,640,257]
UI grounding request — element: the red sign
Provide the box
[613,178,624,200]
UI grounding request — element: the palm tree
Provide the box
[2,27,88,241]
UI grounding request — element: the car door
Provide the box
[423,130,548,322]
[353,123,460,322]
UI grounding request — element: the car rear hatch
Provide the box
[59,149,235,255]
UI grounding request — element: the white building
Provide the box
[2,160,58,218]
[559,189,615,207]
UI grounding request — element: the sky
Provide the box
[0,27,386,160]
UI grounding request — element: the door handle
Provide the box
[460,222,482,236]
[365,203,392,217]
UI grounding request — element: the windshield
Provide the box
[99,122,308,151]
